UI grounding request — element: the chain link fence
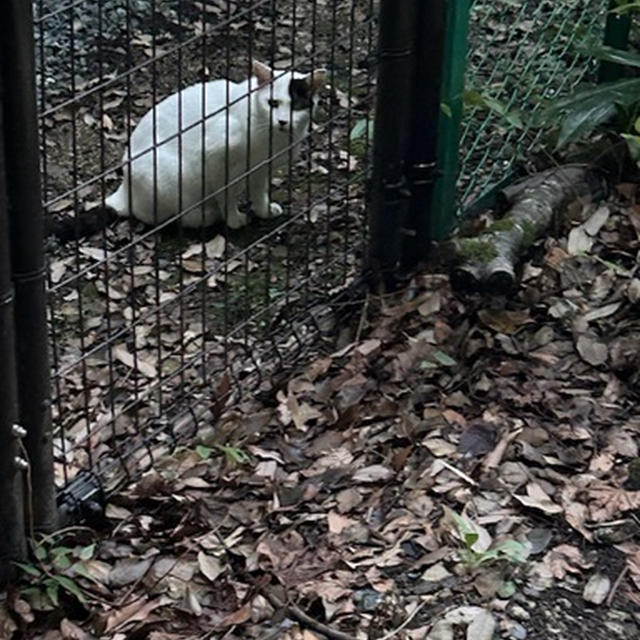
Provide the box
[457,0,608,216]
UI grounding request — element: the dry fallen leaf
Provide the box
[477,309,533,334]
[197,551,224,582]
[575,335,608,366]
[99,596,170,634]
[582,572,610,605]
[327,511,359,534]
[567,225,593,254]
[352,464,394,483]
[585,484,640,521]
[514,482,563,515]
[466,609,496,640]
[0,605,17,640]
[543,544,592,579]
[113,344,158,378]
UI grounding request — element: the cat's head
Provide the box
[251,60,327,133]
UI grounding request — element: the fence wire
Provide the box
[459,0,607,214]
[33,0,611,495]
[35,0,376,492]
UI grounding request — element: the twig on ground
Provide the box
[355,291,370,343]
[255,627,286,640]
[262,588,357,640]
[379,600,428,640]
[436,459,478,487]
[606,564,629,607]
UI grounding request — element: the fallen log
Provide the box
[451,165,608,294]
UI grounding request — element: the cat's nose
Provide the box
[278,120,288,129]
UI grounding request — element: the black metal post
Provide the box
[599,0,632,84]
[368,0,417,288]
[402,0,447,269]
[0,78,27,583]
[1,0,58,531]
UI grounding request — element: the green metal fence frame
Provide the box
[430,0,632,243]
[430,0,471,241]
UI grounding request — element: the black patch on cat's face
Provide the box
[289,79,313,111]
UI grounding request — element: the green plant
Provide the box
[349,118,374,142]
[536,3,640,151]
[447,508,530,569]
[196,443,251,466]
[420,350,457,370]
[537,73,640,150]
[456,237,499,263]
[462,90,524,129]
[349,91,524,149]
[612,1,640,15]
[16,540,97,609]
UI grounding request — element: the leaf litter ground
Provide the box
[7,182,640,639]
[14,0,640,637]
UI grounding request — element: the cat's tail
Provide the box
[45,182,131,243]
[45,205,118,243]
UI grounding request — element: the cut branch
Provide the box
[451,165,607,294]
[261,587,357,640]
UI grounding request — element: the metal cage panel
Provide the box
[35,0,377,491]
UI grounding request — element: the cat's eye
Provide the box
[268,99,280,108]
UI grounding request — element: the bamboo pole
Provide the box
[368,0,417,288]
[0,78,27,583]
[0,0,58,531]
[402,0,447,268]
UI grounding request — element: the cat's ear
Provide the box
[307,68,328,94]
[252,60,273,87]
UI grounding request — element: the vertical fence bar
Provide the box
[0,0,57,531]
[430,0,471,240]
[368,0,417,287]
[0,81,27,584]
[402,0,447,269]
[599,0,632,84]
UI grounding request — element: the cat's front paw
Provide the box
[268,202,284,218]
[226,210,249,229]
[253,200,284,219]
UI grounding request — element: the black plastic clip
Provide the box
[57,470,107,528]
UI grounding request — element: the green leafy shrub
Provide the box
[16,541,96,609]
[536,1,640,152]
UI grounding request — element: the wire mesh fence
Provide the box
[35,0,376,493]
[458,0,608,215]
[15,0,616,502]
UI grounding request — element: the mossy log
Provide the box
[451,166,607,293]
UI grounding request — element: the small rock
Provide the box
[510,605,531,621]
[421,562,452,583]
[607,609,631,622]
[353,589,384,613]
[604,621,625,635]
[509,622,528,639]
[491,599,509,612]
[627,279,640,304]
[426,620,453,640]
[583,572,611,605]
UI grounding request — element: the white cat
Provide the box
[105,60,326,229]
